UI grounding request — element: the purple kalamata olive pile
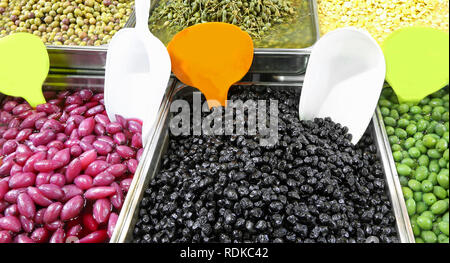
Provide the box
[0,89,143,243]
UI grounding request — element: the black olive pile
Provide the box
[132,86,399,243]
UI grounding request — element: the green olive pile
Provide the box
[379,86,449,243]
[0,0,133,46]
[149,0,296,40]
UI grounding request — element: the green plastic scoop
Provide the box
[0,33,49,108]
[383,27,449,103]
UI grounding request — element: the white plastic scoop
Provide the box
[299,27,386,144]
[105,0,171,145]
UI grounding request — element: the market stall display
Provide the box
[109,82,413,243]
[317,0,449,44]
[0,0,134,46]
[148,0,316,49]
[0,89,144,243]
[0,0,448,245]
[142,0,320,75]
[379,86,449,243]
[133,87,398,243]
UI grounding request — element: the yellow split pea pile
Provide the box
[0,0,133,46]
[317,0,449,44]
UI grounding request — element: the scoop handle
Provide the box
[135,0,150,31]
[25,85,46,108]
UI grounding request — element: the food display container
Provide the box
[110,80,416,243]
[126,0,320,75]
[374,100,450,244]
[0,72,175,243]
[43,0,318,75]
[0,2,137,73]
[0,1,135,47]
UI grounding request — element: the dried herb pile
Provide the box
[149,0,296,39]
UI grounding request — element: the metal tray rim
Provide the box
[374,107,416,243]
[110,78,178,242]
[45,45,314,54]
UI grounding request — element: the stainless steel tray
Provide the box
[120,0,320,75]
[3,0,317,75]
[46,43,313,76]
[1,1,135,49]
[45,0,318,74]
[111,81,415,243]
[47,47,108,74]
[0,1,135,72]
[0,74,175,243]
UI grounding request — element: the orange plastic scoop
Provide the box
[167,22,254,108]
